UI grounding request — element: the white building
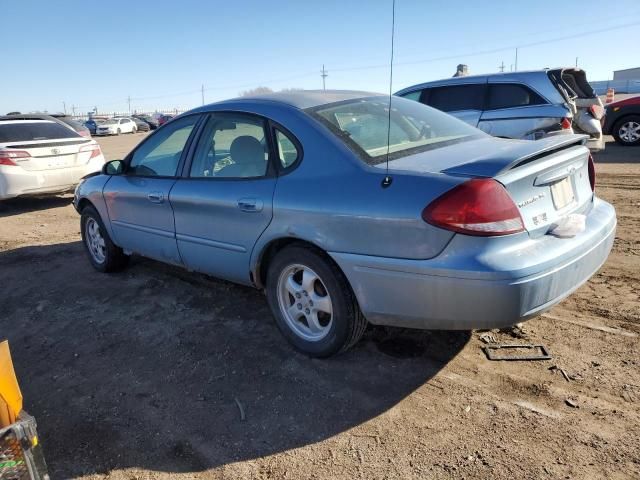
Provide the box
[613,67,640,81]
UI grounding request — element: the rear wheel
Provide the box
[266,245,367,357]
[612,115,640,146]
[131,126,137,134]
[116,128,121,136]
[81,205,129,272]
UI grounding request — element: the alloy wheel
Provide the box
[85,218,106,264]
[619,121,640,143]
[277,264,334,342]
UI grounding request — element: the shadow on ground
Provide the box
[0,242,469,478]
[0,195,73,218]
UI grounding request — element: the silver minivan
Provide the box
[396,68,604,150]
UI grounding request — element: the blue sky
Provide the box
[3,0,640,114]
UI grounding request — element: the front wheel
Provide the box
[612,115,640,146]
[81,205,129,272]
[266,245,367,357]
[116,128,121,136]
[131,127,137,134]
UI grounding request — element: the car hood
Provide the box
[379,134,588,178]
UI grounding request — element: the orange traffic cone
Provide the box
[605,87,615,104]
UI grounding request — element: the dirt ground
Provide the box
[0,132,638,480]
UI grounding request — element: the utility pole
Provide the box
[72,105,76,116]
[514,48,518,72]
[201,84,205,105]
[321,64,328,90]
[499,61,505,73]
[127,96,131,114]
[62,101,67,114]
[575,57,579,68]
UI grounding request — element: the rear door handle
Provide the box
[148,191,164,203]
[237,198,263,212]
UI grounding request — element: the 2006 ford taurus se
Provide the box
[74,90,616,357]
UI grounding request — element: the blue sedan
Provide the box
[73,91,616,357]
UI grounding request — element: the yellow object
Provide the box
[0,340,23,427]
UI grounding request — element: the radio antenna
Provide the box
[382,0,396,188]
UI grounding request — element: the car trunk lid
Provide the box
[384,134,593,237]
[1,138,93,171]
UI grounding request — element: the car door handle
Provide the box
[148,191,164,203]
[237,198,263,212]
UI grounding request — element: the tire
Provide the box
[131,127,137,134]
[81,205,129,273]
[116,128,121,136]
[612,115,640,146]
[266,245,367,357]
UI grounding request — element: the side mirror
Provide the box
[102,159,125,175]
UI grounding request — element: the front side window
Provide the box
[427,84,486,112]
[487,84,547,110]
[128,115,198,176]
[190,113,269,178]
[309,96,483,165]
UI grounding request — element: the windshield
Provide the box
[308,96,483,164]
[103,119,118,125]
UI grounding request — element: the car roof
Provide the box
[0,119,57,125]
[1,113,60,121]
[395,68,566,94]
[199,89,382,111]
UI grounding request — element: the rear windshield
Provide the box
[308,96,483,164]
[0,121,79,142]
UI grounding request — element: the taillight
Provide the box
[422,179,525,236]
[79,143,102,159]
[0,150,30,166]
[588,105,604,120]
[588,154,596,192]
[79,130,91,137]
[561,117,572,130]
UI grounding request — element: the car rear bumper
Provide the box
[0,156,105,200]
[330,198,616,330]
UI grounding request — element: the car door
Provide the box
[103,114,201,264]
[170,112,280,285]
[121,118,131,133]
[424,84,486,127]
[478,82,567,139]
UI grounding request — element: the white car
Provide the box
[0,119,106,200]
[95,117,137,136]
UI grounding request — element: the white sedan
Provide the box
[0,119,106,200]
[95,117,137,136]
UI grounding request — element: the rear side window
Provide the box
[0,122,79,142]
[487,84,546,110]
[275,129,299,168]
[427,84,486,112]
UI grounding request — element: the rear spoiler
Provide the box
[442,135,588,178]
